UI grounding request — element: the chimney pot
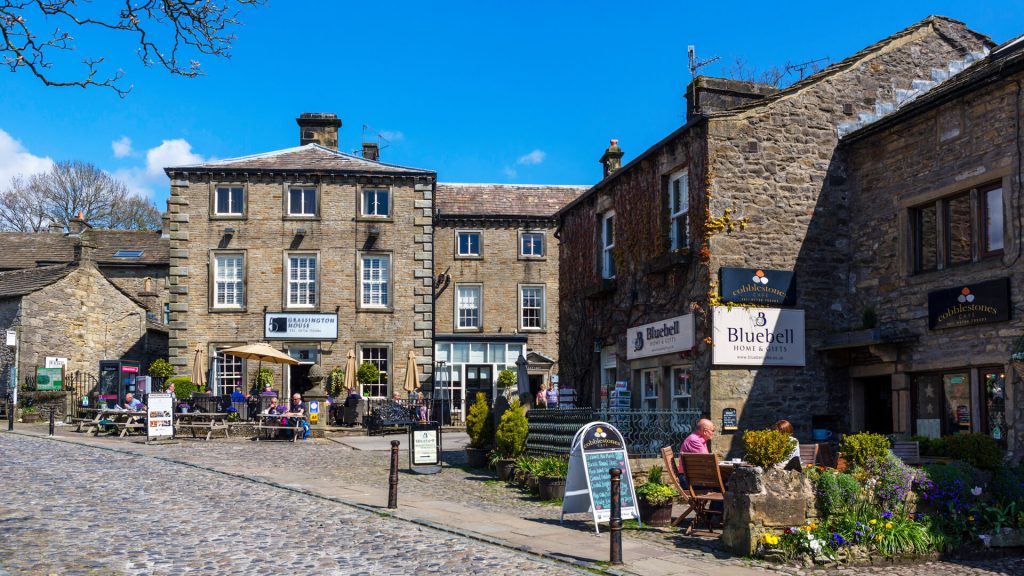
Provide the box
[296,112,342,150]
[68,213,92,236]
[48,220,63,234]
[362,142,380,162]
[599,139,624,178]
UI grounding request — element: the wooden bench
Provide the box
[175,413,230,440]
[891,441,921,465]
[254,414,305,442]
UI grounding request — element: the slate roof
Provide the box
[0,264,75,298]
[165,144,434,176]
[436,183,588,218]
[0,229,168,270]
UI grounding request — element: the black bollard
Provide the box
[609,468,623,565]
[388,440,400,509]
[7,400,13,431]
[48,408,55,436]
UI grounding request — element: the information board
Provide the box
[35,367,62,391]
[147,393,174,439]
[561,422,640,533]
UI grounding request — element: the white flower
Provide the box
[979,534,991,547]
[971,486,983,497]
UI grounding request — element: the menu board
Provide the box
[561,422,640,532]
[408,422,441,474]
[147,393,174,439]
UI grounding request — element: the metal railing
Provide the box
[526,407,703,458]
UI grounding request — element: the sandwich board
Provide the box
[561,421,640,533]
[147,393,174,443]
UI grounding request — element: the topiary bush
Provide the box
[147,358,175,380]
[465,391,494,449]
[839,432,891,469]
[497,369,517,390]
[356,362,380,386]
[931,433,1003,470]
[495,398,528,459]
[166,377,194,400]
[742,429,797,469]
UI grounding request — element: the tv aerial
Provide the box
[688,45,720,78]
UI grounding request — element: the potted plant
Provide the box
[253,368,275,395]
[147,358,175,391]
[514,454,537,489]
[497,369,517,400]
[20,404,41,423]
[464,391,493,468]
[492,398,527,480]
[327,367,346,400]
[536,456,568,500]
[636,466,678,527]
[357,362,380,391]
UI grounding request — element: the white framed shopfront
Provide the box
[435,335,528,424]
[625,313,696,410]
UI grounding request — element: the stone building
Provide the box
[556,16,992,455]
[433,183,586,418]
[0,237,168,393]
[163,113,435,399]
[837,36,1024,455]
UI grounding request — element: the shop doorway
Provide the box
[529,374,544,406]
[860,376,893,435]
[288,364,312,398]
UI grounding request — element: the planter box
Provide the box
[495,459,516,481]
[638,499,673,527]
[465,447,488,469]
[539,476,565,500]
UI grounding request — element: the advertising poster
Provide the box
[147,393,174,439]
[712,306,806,366]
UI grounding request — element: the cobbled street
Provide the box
[0,433,583,576]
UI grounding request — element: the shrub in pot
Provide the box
[492,398,527,480]
[636,465,677,527]
[742,429,798,469]
[464,392,493,468]
[536,456,568,500]
[514,455,537,488]
[838,431,890,470]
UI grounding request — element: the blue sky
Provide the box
[1,1,1021,210]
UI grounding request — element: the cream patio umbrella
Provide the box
[403,350,419,394]
[343,350,358,394]
[220,342,299,395]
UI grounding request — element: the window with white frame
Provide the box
[362,188,390,217]
[359,345,389,398]
[669,170,689,251]
[520,285,545,330]
[212,253,244,309]
[360,254,390,308]
[213,350,243,396]
[671,366,692,411]
[641,368,658,409]
[214,186,244,216]
[456,284,482,329]
[601,211,616,279]
[287,253,317,307]
[520,231,544,257]
[288,186,317,216]
[457,231,482,257]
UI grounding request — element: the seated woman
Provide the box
[416,392,428,422]
[775,419,801,468]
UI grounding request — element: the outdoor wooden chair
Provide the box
[891,440,921,465]
[660,446,694,524]
[799,443,819,467]
[678,453,728,535]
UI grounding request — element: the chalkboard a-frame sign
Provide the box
[561,421,641,533]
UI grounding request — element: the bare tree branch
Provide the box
[1,1,263,96]
[0,175,48,232]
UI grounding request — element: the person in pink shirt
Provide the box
[680,418,715,455]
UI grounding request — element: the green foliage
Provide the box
[742,429,797,469]
[637,465,677,505]
[327,367,346,398]
[495,398,528,458]
[809,468,861,519]
[646,465,664,486]
[497,369,517,390]
[465,392,494,449]
[911,435,936,456]
[838,432,891,469]
[515,454,538,477]
[253,368,274,392]
[147,358,175,380]
[356,362,380,385]
[534,456,569,479]
[22,404,39,414]
[931,433,1003,470]
[166,377,194,400]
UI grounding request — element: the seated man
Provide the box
[284,393,306,439]
[344,387,362,408]
[124,393,146,411]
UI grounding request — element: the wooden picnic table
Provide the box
[253,412,307,442]
[175,411,230,440]
[79,409,146,437]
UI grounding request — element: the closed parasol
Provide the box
[403,350,419,393]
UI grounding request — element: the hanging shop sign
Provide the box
[712,306,806,366]
[626,314,695,360]
[927,278,1011,330]
[264,312,339,340]
[562,422,640,532]
[719,268,797,306]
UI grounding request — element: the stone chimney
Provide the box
[67,212,91,236]
[599,139,624,178]
[685,77,777,120]
[160,211,170,239]
[296,113,342,150]
[47,220,64,234]
[362,142,380,162]
[72,237,96,263]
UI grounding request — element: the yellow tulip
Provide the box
[885,522,893,529]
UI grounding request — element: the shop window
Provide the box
[359,345,390,398]
[641,368,658,410]
[910,182,1003,273]
[670,366,691,411]
[912,367,1005,443]
[942,372,971,435]
[983,369,1007,447]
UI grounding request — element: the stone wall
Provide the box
[167,174,435,394]
[844,66,1024,455]
[435,219,561,364]
[722,466,817,556]
[101,264,170,320]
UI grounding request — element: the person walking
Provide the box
[535,383,548,409]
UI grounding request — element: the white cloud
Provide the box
[502,166,517,179]
[379,130,405,142]
[516,149,546,166]
[146,139,203,178]
[0,128,53,186]
[111,136,134,158]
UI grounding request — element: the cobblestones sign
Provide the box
[719,267,797,305]
[626,314,695,360]
[562,422,639,533]
[408,422,441,474]
[712,306,805,366]
[927,278,1010,330]
[147,393,173,439]
[264,312,339,340]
